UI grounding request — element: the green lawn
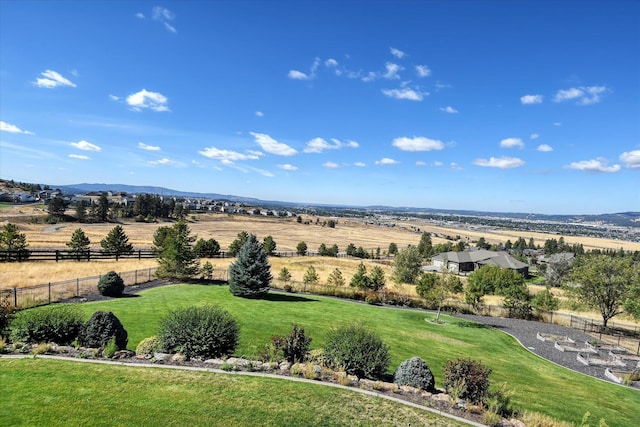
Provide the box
[7,283,640,426]
[0,358,464,427]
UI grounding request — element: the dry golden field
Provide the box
[2,205,639,293]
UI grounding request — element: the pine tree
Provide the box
[154,221,200,279]
[66,228,91,260]
[350,262,371,289]
[0,223,30,261]
[327,268,345,287]
[100,225,133,261]
[229,234,271,298]
[303,265,319,285]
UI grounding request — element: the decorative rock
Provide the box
[154,352,170,361]
[205,358,224,365]
[171,353,186,362]
[112,350,135,359]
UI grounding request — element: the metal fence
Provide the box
[1,267,159,308]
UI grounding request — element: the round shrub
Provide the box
[443,358,492,404]
[324,323,390,379]
[9,305,83,345]
[78,311,128,350]
[158,305,239,360]
[135,336,161,356]
[98,271,125,297]
[394,357,435,391]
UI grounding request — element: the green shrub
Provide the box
[1,292,15,337]
[324,323,390,379]
[443,358,492,404]
[282,324,312,364]
[98,271,125,297]
[103,337,118,358]
[393,357,436,392]
[135,336,161,356]
[158,305,239,360]
[9,305,83,345]
[78,311,128,350]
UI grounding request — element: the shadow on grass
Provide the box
[263,293,318,303]
[455,321,489,329]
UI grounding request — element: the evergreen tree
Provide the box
[97,194,109,222]
[263,235,277,255]
[0,223,30,261]
[228,231,249,256]
[296,241,308,256]
[369,265,386,291]
[327,268,345,287]
[388,242,398,256]
[66,228,91,260]
[100,225,133,260]
[47,197,68,220]
[75,200,88,222]
[350,262,371,289]
[154,221,200,279]
[303,265,319,285]
[278,267,292,286]
[228,234,271,298]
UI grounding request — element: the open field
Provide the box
[13,284,640,426]
[0,358,465,427]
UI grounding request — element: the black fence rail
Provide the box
[0,249,157,262]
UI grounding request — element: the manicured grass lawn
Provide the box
[0,358,464,427]
[11,284,640,426]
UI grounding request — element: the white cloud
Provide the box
[520,94,543,104]
[138,142,160,151]
[250,132,297,156]
[323,161,339,169]
[564,158,621,173]
[450,162,463,170]
[70,140,101,151]
[148,158,178,166]
[108,94,120,101]
[500,137,525,149]
[433,161,443,167]
[288,57,320,80]
[375,158,398,165]
[383,62,402,79]
[255,111,264,117]
[69,154,90,160]
[440,106,458,114]
[390,47,406,58]
[530,133,539,139]
[382,88,426,101]
[152,6,176,33]
[537,144,553,152]
[0,121,34,135]
[473,156,525,169]
[278,164,298,171]
[392,136,444,152]
[325,58,338,67]
[553,122,561,126]
[198,146,261,163]
[135,12,145,19]
[620,150,640,169]
[288,70,309,80]
[416,161,426,166]
[126,89,169,112]
[34,70,76,88]
[415,65,431,77]
[554,86,609,105]
[354,161,366,167]
[303,137,358,153]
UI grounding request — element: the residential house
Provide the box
[431,249,529,276]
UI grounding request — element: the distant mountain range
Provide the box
[54,182,640,228]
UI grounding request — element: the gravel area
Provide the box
[453,314,630,385]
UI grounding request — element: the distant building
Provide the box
[431,249,529,276]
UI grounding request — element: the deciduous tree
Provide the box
[392,245,423,284]
[567,255,640,328]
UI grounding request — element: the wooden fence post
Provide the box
[76,278,80,297]
[13,287,17,307]
[48,282,51,304]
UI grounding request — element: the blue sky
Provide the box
[1,1,638,215]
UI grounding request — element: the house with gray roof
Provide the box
[431,249,529,276]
